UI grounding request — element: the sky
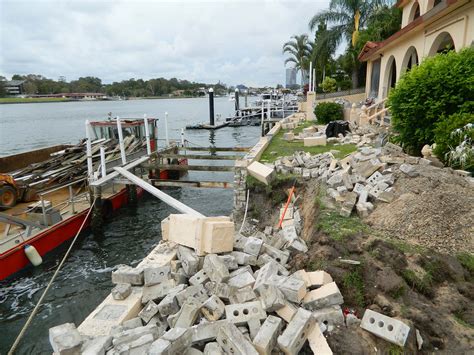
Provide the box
[0,0,331,87]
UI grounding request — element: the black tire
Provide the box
[0,185,17,208]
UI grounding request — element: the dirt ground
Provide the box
[246,176,474,354]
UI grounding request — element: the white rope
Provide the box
[8,197,98,355]
[238,189,250,234]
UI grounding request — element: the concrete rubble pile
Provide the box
[48,202,353,355]
[273,136,444,218]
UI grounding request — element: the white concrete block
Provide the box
[247,161,275,186]
[277,308,315,354]
[216,323,259,355]
[225,301,267,326]
[308,323,333,354]
[306,270,333,289]
[252,315,283,355]
[303,282,344,310]
[49,323,83,355]
[304,136,327,147]
[360,309,410,347]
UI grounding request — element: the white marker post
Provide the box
[165,112,169,147]
[85,120,94,182]
[143,114,151,156]
[313,68,316,93]
[309,62,313,92]
[116,116,127,165]
[100,146,107,178]
[181,128,185,147]
[261,100,265,137]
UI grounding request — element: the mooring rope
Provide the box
[8,196,98,355]
[238,189,250,234]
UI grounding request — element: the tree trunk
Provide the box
[352,67,359,89]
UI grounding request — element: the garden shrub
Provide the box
[388,48,474,155]
[321,77,337,93]
[433,112,474,172]
[314,102,344,124]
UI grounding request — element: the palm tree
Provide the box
[309,0,389,88]
[283,34,312,86]
[310,20,337,86]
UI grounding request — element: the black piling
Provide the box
[234,89,240,112]
[209,88,215,126]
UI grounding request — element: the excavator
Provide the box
[0,174,36,209]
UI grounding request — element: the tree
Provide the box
[283,34,312,86]
[309,0,392,88]
[310,20,337,86]
[0,76,6,97]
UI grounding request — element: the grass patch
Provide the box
[317,210,369,241]
[342,267,366,308]
[401,269,433,296]
[0,97,71,103]
[457,252,474,274]
[388,345,404,355]
[259,128,356,163]
[453,311,474,329]
[386,238,425,254]
[390,285,406,299]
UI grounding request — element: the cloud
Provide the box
[0,0,330,86]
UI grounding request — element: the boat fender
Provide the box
[24,244,43,266]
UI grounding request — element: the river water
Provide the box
[0,98,261,354]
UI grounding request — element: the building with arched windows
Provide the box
[358,0,474,100]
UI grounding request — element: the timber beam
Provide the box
[150,179,234,189]
[178,146,250,152]
[141,163,234,172]
[158,153,242,160]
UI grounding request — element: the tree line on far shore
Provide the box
[283,0,401,92]
[0,74,229,98]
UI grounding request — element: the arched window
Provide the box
[401,46,419,75]
[429,32,455,56]
[408,2,421,23]
[383,56,397,97]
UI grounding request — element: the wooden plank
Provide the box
[159,153,242,160]
[178,147,250,152]
[150,179,234,189]
[142,164,234,172]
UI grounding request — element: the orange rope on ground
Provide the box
[277,185,295,229]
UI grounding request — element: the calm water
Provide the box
[0,98,260,354]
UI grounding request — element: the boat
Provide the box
[0,117,187,280]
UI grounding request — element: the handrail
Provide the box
[366,97,387,112]
[38,178,86,197]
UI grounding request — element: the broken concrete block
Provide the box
[219,254,238,271]
[306,270,333,289]
[205,281,237,302]
[112,265,143,286]
[112,324,160,348]
[360,309,410,347]
[216,322,259,355]
[169,299,201,328]
[144,266,171,286]
[377,191,395,203]
[256,254,289,276]
[399,163,419,177]
[115,333,154,354]
[253,260,279,291]
[275,300,298,323]
[229,285,257,304]
[276,276,307,303]
[283,132,294,141]
[303,282,344,310]
[327,173,344,188]
[142,279,177,304]
[304,136,327,146]
[342,171,353,190]
[81,335,112,355]
[176,284,208,306]
[308,323,333,354]
[227,270,256,289]
[203,254,230,283]
[262,244,289,265]
[139,300,160,323]
[185,347,205,355]
[382,142,403,156]
[312,305,344,328]
[149,338,171,354]
[356,159,383,178]
[247,317,261,341]
[111,283,132,300]
[122,317,143,330]
[256,284,285,312]
[157,284,186,317]
[191,319,229,343]
[203,342,223,355]
[244,236,264,256]
[277,308,315,354]
[49,323,83,355]
[178,246,201,276]
[248,161,275,186]
[189,269,211,286]
[159,327,193,354]
[201,295,225,321]
[340,191,357,217]
[225,301,267,326]
[231,251,257,266]
[252,315,283,355]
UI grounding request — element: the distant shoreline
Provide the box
[0,95,216,105]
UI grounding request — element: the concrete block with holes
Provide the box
[252,315,283,355]
[276,276,307,303]
[231,251,258,266]
[243,236,264,256]
[175,284,208,306]
[302,282,344,310]
[360,309,410,347]
[256,254,290,276]
[256,284,286,312]
[168,298,202,328]
[225,301,267,326]
[229,285,257,304]
[112,265,143,286]
[277,307,316,354]
[201,295,225,321]
[203,254,230,283]
[216,322,259,355]
[191,319,230,344]
[205,281,237,302]
[312,305,344,328]
[144,266,171,286]
[138,300,160,323]
[157,284,186,317]
[142,279,177,304]
[262,244,289,265]
[189,269,210,286]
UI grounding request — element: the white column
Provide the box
[143,114,151,156]
[100,146,106,178]
[116,116,127,165]
[164,112,169,147]
[85,120,94,181]
[309,62,313,91]
[261,100,265,125]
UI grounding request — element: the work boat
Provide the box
[0,117,187,280]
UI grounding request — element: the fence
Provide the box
[315,87,365,100]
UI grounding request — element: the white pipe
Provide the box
[309,62,313,91]
[85,120,94,181]
[181,128,185,147]
[100,146,106,178]
[114,167,204,217]
[116,116,127,165]
[165,112,169,147]
[143,114,151,156]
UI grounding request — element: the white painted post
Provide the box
[261,100,265,137]
[85,120,94,182]
[268,99,271,120]
[313,68,316,93]
[100,146,106,178]
[116,116,127,165]
[181,128,185,147]
[309,62,313,91]
[165,112,169,147]
[143,114,151,155]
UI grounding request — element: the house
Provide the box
[359,0,474,100]
[4,80,25,95]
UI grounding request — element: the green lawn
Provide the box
[260,126,357,163]
[0,97,70,103]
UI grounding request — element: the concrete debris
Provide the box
[360,309,410,347]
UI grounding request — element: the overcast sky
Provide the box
[0,0,331,86]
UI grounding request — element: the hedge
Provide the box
[314,102,344,124]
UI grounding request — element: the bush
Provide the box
[321,77,337,93]
[433,112,474,171]
[314,102,344,124]
[388,48,474,155]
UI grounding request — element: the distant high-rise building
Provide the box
[285,68,297,88]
